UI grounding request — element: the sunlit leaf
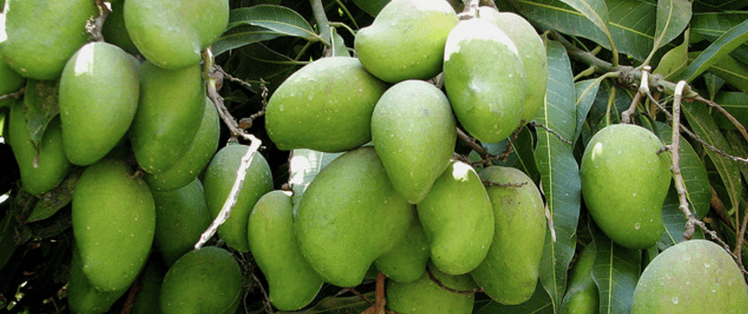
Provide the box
[651,0,691,51]
[558,0,613,47]
[676,18,748,82]
[475,281,554,313]
[289,149,344,207]
[330,27,351,57]
[213,25,282,57]
[227,5,319,40]
[655,30,689,80]
[589,222,641,314]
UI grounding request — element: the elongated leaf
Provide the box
[682,102,743,214]
[725,130,748,181]
[289,149,344,207]
[711,92,748,131]
[227,5,318,40]
[483,126,540,182]
[558,0,613,47]
[23,80,59,149]
[691,12,748,65]
[212,25,282,57]
[676,18,748,82]
[27,168,82,222]
[534,41,582,312]
[589,222,641,314]
[688,51,748,95]
[659,187,705,249]
[574,79,601,145]
[475,281,554,314]
[655,30,689,80]
[652,0,691,50]
[330,27,351,57]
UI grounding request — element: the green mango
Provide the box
[373,216,430,283]
[265,57,388,152]
[59,41,140,166]
[471,166,546,304]
[72,159,156,292]
[1,0,96,80]
[580,124,670,249]
[144,97,220,191]
[8,99,72,195]
[67,244,127,314]
[203,144,273,252]
[101,0,140,55]
[632,240,748,313]
[247,190,323,311]
[479,7,548,123]
[295,147,414,287]
[416,160,494,275]
[443,18,527,144]
[0,29,25,99]
[160,247,242,314]
[386,263,476,314]
[371,79,456,204]
[354,0,458,83]
[130,259,165,314]
[560,244,599,314]
[124,0,229,70]
[129,61,205,174]
[151,178,212,267]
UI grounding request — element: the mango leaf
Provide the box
[676,18,748,82]
[329,27,351,57]
[713,92,748,130]
[655,29,689,80]
[650,0,691,53]
[725,130,748,181]
[289,149,344,207]
[483,126,540,183]
[22,80,59,149]
[26,168,82,222]
[589,222,641,314]
[475,281,554,314]
[690,12,748,65]
[658,187,705,249]
[682,102,743,215]
[574,79,601,145]
[688,51,748,95]
[534,41,582,312]
[558,0,613,48]
[227,5,319,41]
[212,25,282,57]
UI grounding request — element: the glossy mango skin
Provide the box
[67,245,127,314]
[354,0,458,83]
[203,144,273,252]
[265,57,388,152]
[160,247,242,314]
[124,0,229,70]
[59,42,140,166]
[472,166,546,305]
[580,124,670,249]
[632,240,748,314]
[72,159,156,292]
[295,147,415,287]
[8,98,72,195]
[373,216,430,283]
[129,61,205,174]
[417,160,494,275]
[443,18,527,144]
[1,0,96,80]
[371,80,456,204]
[247,190,323,311]
[560,244,599,314]
[386,264,476,314]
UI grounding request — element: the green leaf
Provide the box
[329,27,351,57]
[475,281,554,313]
[227,5,319,41]
[655,30,689,80]
[22,80,59,149]
[289,149,344,207]
[483,126,540,183]
[589,222,641,314]
[534,41,582,312]
[0,209,16,270]
[690,11,748,65]
[558,0,613,48]
[26,168,82,222]
[212,25,282,57]
[725,130,748,181]
[688,51,748,95]
[711,92,748,130]
[574,79,601,145]
[658,187,705,249]
[651,0,691,51]
[676,17,748,82]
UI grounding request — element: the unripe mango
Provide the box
[560,244,599,314]
[354,0,458,83]
[443,18,527,143]
[67,245,126,314]
[124,0,229,70]
[151,178,212,267]
[247,190,323,311]
[101,0,140,55]
[580,124,670,249]
[8,97,72,195]
[371,80,456,204]
[295,147,414,287]
[374,216,430,283]
[129,61,205,174]
[130,260,165,314]
[265,57,388,152]
[386,264,476,314]
[417,160,494,275]
[631,240,748,313]
[160,247,242,314]
[59,41,140,166]
[72,159,156,292]
[472,166,546,304]
[1,0,96,80]
[203,144,273,252]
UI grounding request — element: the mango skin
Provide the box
[443,18,527,144]
[124,0,229,70]
[472,166,546,305]
[144,97,220,191]
[68,245,127,314]
[1,0,96,80]
[373,216,430,283]
[72,159,156,292]
[160,247,242,314]
[386,264,476,314]
[203,144,273,252]
[479,8,548,123]
[631,240,748,314]
[560,244,599,314]
[354,0,458,83]
[101,0,140,55]
[151,178,212,267]
[59,42,140,166]
[265,57,388,152]
[130,260,165,314]
[371,80,456,204]
[247,190,323,311]
[295,147,414,287]
[580,124,670,249]
[129,61,205,174]
[416,160,494,275]
[8,98,72,195]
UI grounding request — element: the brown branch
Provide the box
[528,121,572,145]
[0,87,25,102]
[671,81,697,241]
[426,267,482,295]
[481,179,527,188]
[87,0,111,42]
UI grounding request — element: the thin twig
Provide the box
[621,66,652,124]
[481,179,527,188]
[0,87,25,102]
[426,267,483,295]
[528,121,572,145]
[671,81,696,241]
[250,271,274,314]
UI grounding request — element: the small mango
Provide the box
[373,216,430,283]
[560,244,599,314]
